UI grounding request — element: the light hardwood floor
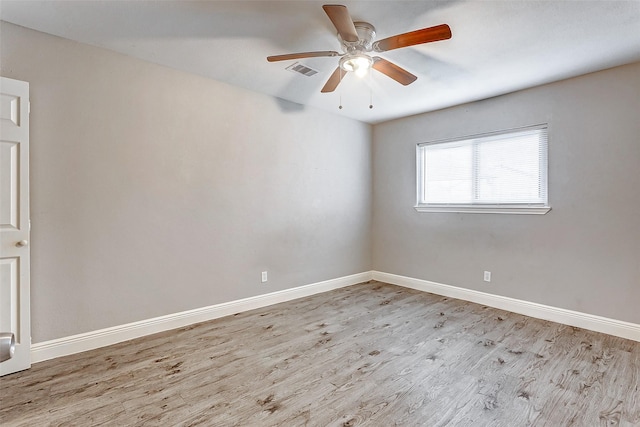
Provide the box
[1,281,639,426]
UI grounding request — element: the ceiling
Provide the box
[2,1,639,124]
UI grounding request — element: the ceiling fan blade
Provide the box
[267,51,341,62]
[373,24,451,52]
[372,57,417,85]
[322,5,359,42]
[321,67,345,93]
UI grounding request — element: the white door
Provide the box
[0,77,30,376]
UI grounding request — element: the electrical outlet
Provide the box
[261,271,268,283]
[483,271,491,282]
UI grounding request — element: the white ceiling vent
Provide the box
[286,62,318,77]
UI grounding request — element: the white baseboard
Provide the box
[372,271,640,342]
[31,272,373,363]
[31,269,639,363]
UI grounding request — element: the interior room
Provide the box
[0,1,639,425]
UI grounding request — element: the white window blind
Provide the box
[416,125,550,214]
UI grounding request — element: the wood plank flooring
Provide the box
[1,281,639,426]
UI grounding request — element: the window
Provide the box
[416,125,550,214]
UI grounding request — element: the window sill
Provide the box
[414,205,551,215]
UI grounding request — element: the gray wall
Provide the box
[1,22,372,342]
[2,21,638,344]
[372,61,640,324]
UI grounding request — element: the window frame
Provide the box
[415,124,551,215]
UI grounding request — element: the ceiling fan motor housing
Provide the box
[339,21,376,53]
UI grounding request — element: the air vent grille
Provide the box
[286,62,318,77]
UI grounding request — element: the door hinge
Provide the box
[28,101,31,115]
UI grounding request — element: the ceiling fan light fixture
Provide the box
[340,54,373,78]
[267,5,451,93]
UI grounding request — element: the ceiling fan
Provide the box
[267,4,452,93]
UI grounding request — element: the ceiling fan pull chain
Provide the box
[339,68,344,109]
[369,71,374,109]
